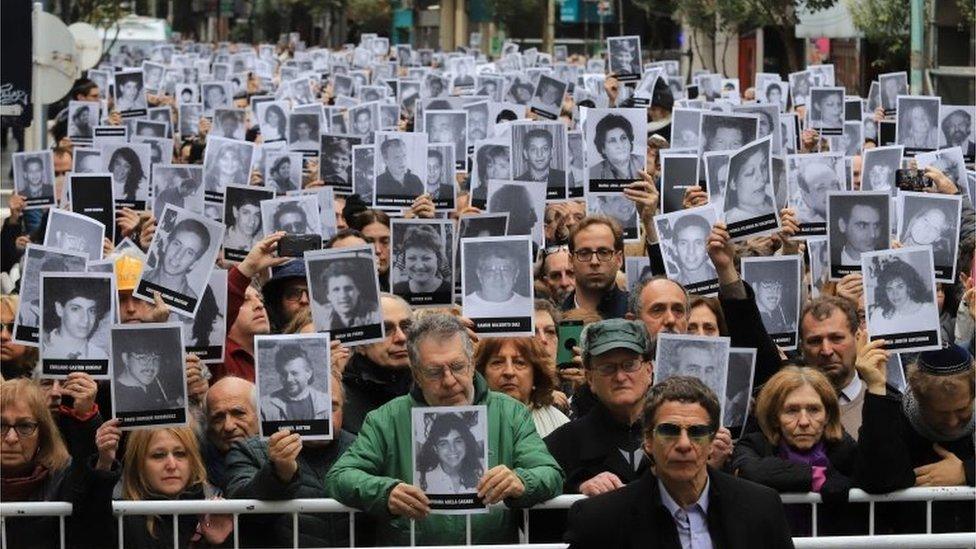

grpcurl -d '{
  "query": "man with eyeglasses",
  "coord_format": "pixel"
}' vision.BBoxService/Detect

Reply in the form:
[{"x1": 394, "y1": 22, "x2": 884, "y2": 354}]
[
  {"x1": 545, "y1": 319, "x2": 653, "y2": 496},
  {"x1": 561, "y1": 216, "x2": 629, "y2": 319},
  {"x1": 342, "y1": 293, "x2": 416, "y2": 434},
  {"x1": 565, "y1": 376, "x2": 793, "y2": 548},
  {"x1": 327, "y1": 313, "x2": 563, "y2": 545},
  {"x1": 464, "y1": 246, "x2": 532, "y2": 316},
  {"x1": 114, "y1": 336, "x2": 180, "y2": 412}
]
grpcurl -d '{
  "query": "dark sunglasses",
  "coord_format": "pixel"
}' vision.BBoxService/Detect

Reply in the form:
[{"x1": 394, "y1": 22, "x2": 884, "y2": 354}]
[{"x1": 653, "y1": 423, "x2": 714, "y2": 444}]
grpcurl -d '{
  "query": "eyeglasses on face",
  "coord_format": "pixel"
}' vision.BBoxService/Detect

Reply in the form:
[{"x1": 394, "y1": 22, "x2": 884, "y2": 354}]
[
  {"x1": 572, "y1": 248, "x2": 617, "y2": 263},
  {"x1": 653, "y1": 422, "x2": 714, "y2": 444},
  {"x1": 1, "y1": 421, "x2": 39, "y2": 438},
  {"x1": 588, "y1": 359, "x2": 643, "y2": 377},
  {"x1": 418, "y1": 362, "x2": 470, "y2": 381},
  {"x1": 282, "y1": 286, "x2": 309, "y2": 302}
]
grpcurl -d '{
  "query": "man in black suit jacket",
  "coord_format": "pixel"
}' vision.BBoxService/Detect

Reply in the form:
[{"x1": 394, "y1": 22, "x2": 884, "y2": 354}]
[
  {"x1": 564, "y1": 377, "x2": 794, "y2": 549},
  {"x1": 517, "y1": 128, "x2": 566, "y2": 187},
  {"x1": 375, "y1": 138, "x2": 423, "y2": 198}
]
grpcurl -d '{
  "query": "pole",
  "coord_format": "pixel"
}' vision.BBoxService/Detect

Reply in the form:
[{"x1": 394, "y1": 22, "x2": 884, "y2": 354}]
[
  {"x1": 543, "y1": 0, "x2": 554, "y2": 54},
  {"x1": 909, "y1": 0, "x2": 924, "y2": 94},
  {"x1": 31, "y1": 2, "x2": 43, "y2": 152}
]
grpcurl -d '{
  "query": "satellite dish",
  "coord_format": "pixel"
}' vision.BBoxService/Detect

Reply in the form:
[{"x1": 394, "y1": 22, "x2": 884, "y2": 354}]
[
  {"x1": 69, "y1": 22, "x2": 103, "y2": 71},
  {"x1": 35, "y1": 11, "x2": 79, "y2": 104}
]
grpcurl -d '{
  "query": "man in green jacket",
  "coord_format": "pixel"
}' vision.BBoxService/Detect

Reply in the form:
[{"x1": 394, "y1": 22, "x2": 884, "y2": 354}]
[{"x1": 325, "y1": 313, "x2": 564, "y2": 545}]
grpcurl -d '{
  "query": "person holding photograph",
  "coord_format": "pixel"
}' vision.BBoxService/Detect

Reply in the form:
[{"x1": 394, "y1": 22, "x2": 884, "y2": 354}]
[
  {"x1": 43, "y1": 282, "x2": 110, "y2": 360},
  {"x1": 900, "y1": 104, "x2": 939, "y2": 148},
  {"x1": 725, "y1": 146, "x2": 773, "y2": 224},
  {"x1": 261, "y1": 104, "x2": 287, "y2": 142},
  {"x1": 393, "y1": 225, "x2": 451, "y2": 295},
  {"x1": 20, "y1": 156, "x2": 54, "y2": 200},
  {"x1": 589, "y1": 114, "x2": 643, "y2": 180},
  {"x1": 732, "y1": 366, "x2": 859, "y2": 536},
  {"x1": 206, "y1": 143, "x2": 249, "y2": 193},
  {"x1": 143, "y1": 218, "x2": 213, "y2": 301},
  {"x1": 113, "y1": 335, "x2": 181, "y2": 411},
  {"x1": 376, "y1": 138, "x2": 424, "y2": 197},
  {"x1": 416, "y1": 412, "x2": 484, "y2": 494},
  {"x1": 260, "y1": 344, "x2": 330, "y2": 421},
  {"x1": 314, "y1": 260, "x2": 381, "y2": 330},
  {"x1": 225, "y1": 192, "x2": 263, "y2": 251},
  {"x1": 327, "y1": 314, "x2": 562, "y2": 545},
  {"x1": 868, "y1": 259, "x2": 938, "y2": 334},
  {"x1": 465, "y1": 245, "x2": 532, "y2": 315},
  {"x1": 70, "y1": 105, "x2": 94, "y2": 138}
]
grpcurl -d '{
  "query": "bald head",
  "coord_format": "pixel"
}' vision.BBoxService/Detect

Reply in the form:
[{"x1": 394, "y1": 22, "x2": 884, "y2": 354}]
[
  {"x1": 205, "y1": 376, "x2": 259, "y2": 454},
  {"x1": 632, "y1": 277, "x2": 690, "y2": 335}
]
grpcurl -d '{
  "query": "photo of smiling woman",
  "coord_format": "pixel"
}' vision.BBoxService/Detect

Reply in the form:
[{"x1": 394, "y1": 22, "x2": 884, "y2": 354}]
[
  {"x1": 862, "y1": 246, "x2": 942, "y2": 352},
  {"x1": 391, "y1": 220, "x2": 455, "y2": 306},
  {"x1": 40, "y1": 273, "x2": 114, "y2": 376},
  {"x1": 110, "y1": 322, "x2": 188, "y2": 428},
  {"x1": 223, "y1": 184, "x2": 275, "y2": 262},
  {"x1": 412, "y1": 407, "x2": 489, "y2": 512},
  {"x1": 723, "y1": 136, "x2": 779, "y2": 239}
]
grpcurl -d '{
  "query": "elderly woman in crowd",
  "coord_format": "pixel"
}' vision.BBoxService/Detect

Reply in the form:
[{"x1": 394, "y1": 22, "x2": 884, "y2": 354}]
[
  {"x1": 475, "y1": 337, "x2": 570, "y2": 437},
  {"x1": 1, "y1": 295, "x2": 38, "y2": 379},
  {"x1": 731, "y1": 366, "x2": 859, "y2": 535}
]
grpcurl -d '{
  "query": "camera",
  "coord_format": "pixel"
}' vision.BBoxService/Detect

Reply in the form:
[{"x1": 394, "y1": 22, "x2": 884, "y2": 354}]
[
  {"x1": 894, "y1": 169, "x2": 933, "y2": 192},
  {"x1": 278, "y1": 234, "x2": 321, "y2": 257}
]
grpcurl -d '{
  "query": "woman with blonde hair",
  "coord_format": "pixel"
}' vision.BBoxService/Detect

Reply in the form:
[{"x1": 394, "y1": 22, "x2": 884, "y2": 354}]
[{"x1": 731, "y1": 366, "x2": 861, "y2": 535}]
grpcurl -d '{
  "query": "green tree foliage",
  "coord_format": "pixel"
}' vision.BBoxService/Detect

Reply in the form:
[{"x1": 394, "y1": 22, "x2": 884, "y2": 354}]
[
  {"x1": 847, "y1": 0, "x2": 909, "y2": 69},
  {"x1": 485, "y1": 0, "x2": 546, "y2": 39},
  {"x1": 346, "y1": 0, "x2": 393, "y2": 35}
]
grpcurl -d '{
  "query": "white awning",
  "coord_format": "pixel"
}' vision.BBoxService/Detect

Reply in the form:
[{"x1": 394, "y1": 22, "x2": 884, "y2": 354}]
[{"x1": 795, "y1": 2, "x2": 862, "y2": 39}]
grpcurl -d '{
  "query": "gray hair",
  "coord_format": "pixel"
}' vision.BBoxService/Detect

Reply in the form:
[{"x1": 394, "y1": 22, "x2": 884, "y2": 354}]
[
  {"x1": 628, "y1": 275, "x2": 690, "y2": 317},
  {"x1": 406, "y1": 313, "x2": 474, "y2": 370},
  {"x1": 379, "y1": 291, "x2": 412, "y2": 313}
]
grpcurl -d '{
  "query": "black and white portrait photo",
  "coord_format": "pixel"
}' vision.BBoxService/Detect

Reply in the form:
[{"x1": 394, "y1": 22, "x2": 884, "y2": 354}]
[
  {"x1": 808, "y1": 87, "x2": 845, "y2": 135},
  {"x1": 100, "y1": 142, "x2": 151, "y2": 209},
  {"x1": 487, "y1": 180, "x2": 546, "y2": 248},
  {"x1": 896, "y1": 191, "x2": 962, "y2": 282},
  {"x1": 426, "y1": 143, "x2": 457, "y2": 211},
  {"x1": 827, "y1": 191, "x2": 890, "y2": 279},
  {"x1": 264, "y1": 151, "x2": 304, "y2": 194},
  {"x1": 135, "y1": 204, "x2": 225, "y2": 318},
  {"x1": 606, "y1": 36, "x2": 642, "y2": 81},
  {"x1": 581, "y1": 108, "x2": 647, "y2": 193},
  {"x1": 411, "y1": 406, "x2": 489, "y2": 513},
  {"x1": 73, "y1": 147, "x2": 102, "y2": 174},
  {"x1": 740, "y1": 256, "x2": 801, "y2": 349},
  {"x1": 256, "y1": 333, "x2": 334, "y2": 439},
  {"x1": 179, "y1": 103, "x2": 203, "y2": 137},
  {"x1": 289, "y1": 77, "x2": 316, "y2": 105},
  {"x1": 321, "y1": 134, "x2": 361, "y2": 194},
  {"x1": 202, "y1": 136, "x2": 256, "y2": 203},
  {"x1": 352, "y1": 144, "x2": 376, "y2": 204},
  {"x1": 670, "y1": 108, "x2": 702, "y2": 150},
  {"x1": 529, "y1": 75, "x2": 567, "y2": 120},
  {"x1": 567, "y1": 130, "x2": 585, "y2": 198},
  {"x1": 464, "y1": 101, "x2": 490, "y2": 146},
  {"x1": 67, "y1": 101, "x2": 98, "y2": 143},
  {"x1": 723, "y1": 136, "x2": 780, "y2": 239},
  {"x1": 68, "y1": 173, "x2": 115, "y2": 238},
  {"x1": 201, "y1": 81, "x2": 234, "y2": 116},
  {"x1": 292, "y1": 186, "x2": 339, "y2": 243},
  {"x1": 425, "y1": 110, "x2": 468, "y2": 171},
  {"x1": 703, "y1": 151, "x2": 730, "y2": 217},
  {"x1": 178, "y1": 268, "x2": 227, "y2": 362},
  {"x1": 938, "y1": 105, "x2": 976, "y2": 161},
  {"x1": 862, "y1": 246, "x2": 942, "y2": 352},
  {"x1": 915, "y1": 146, "x2": 967, "y2": 194},
  {"x1": 654, "y1": 205, "x2": 720, "y2": 295},
  {"x1": 223, "y1": 184, "x2": 275, "y2": 262},
  {"x1": 587, "y1": 193, "x2": 639, "y2": 241},
  {"x1": 152, "y1": 164, "x2": 205, "y2": 218},
  {"x1": 879, "y1": 72, "x2": 908, "y2": 114},
  {"x1": 700, "y1": 112, "x2": 759, "y2": 154},
  {"x1": 110, "y1": 322, "x2": 188, "y2": 428},
  {"x1": 896, "y1": 95, "x2": 942, "y2": 153},
  {"x1": 830, "y1": 121, "x2": 863, "y2": 157},
  {"x1": 860, "y1": 145, "x2": 903, "y2": 194},
  {"x1": 788, "y1": 70, "x2": 814, "y2": 107},
  {"x1": 305, "y1": 245, "x2": 385, "y2": 344},
  {"x1": 211, "y1": 108, "x2": 246, "y2": 141},
  {"x1": 288, "y1": 112, "x2": 321, "y2": 152},
  {"x1": 374, "y1": 131, "x2": 428, "y2": 209},
  {"x1": 261, "y1": 194, "x2": 322, "y2": 238},
  {"x1": 734, "y1": 103, "x2": 783, "y2": 155},
  {"x1": 256, "y1": 100, "x2": 289, "y2": 143},
  {"x1": 12, "y1": 151, "x2": 56, "y2": 208},
  {"x1": 806, "y1": 236, "x2": 830, "y2": 298},
  {"x1": 113, "y1": 69, "x2": 148, "y2": 117},
  {"x1": 461, "y1": 235, "x2": 534, "y2": 336},
  {"x1": 39, "y1": 272, "x2": 114, "y2": 377},
  {"x1": 135, "y1": 119, "x2": 167, "y2": 139},
  {"x1": 654, "y1": 333, "x2": 730, "y2": 407},
  {"x1": 780, "y1": 113, "x2": 799, "y2": 155},
  {"x1": 142, "y1": 61, "x2": 165, "y2": 92},
  {"x1": 176, "y1": 83, "x2": 199, "y2": 105},
  {"x1": 390, "y1": 219, "x2": 455, "y2": 307},
  {"x1": 511, "y1": 120, "x2": 568, "y2": 199},
  {"x1": 12, "y1": 245, "x2": 88, "y2": 345},
  {"x1": 349, "y1": 103, "x2": 379, "y2": 139},
  {"x1": 724, "y1": 348, "x2": 756, "y2": 438},
  {"x1": 43, "y1": 209, "x2": 105, "y2": 261},
  {"x1": 787, "y1": 152, "x2": 845, "y2": 235},
  {"x1": 469, "y1": 139, "x2": 510, "y2": 209},
  {"x1": 760, "y1": 81, "x2": 789, "y2": 112}
]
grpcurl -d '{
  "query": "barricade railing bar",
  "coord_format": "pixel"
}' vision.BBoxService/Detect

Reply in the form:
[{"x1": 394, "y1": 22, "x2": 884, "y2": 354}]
[{"x1": 2, "y1": 486, "x2": 973, "y2": 549}]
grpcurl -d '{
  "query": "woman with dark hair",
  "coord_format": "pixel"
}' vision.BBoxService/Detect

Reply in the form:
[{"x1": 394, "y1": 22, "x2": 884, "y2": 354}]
[
  {"x1": 42, "y1": 280, "x2": 110, "y2": 360},
  {"x1": 724, "y1": 146, "x2": 774, "y2": 224},
  {"x1": 475, "y1": 337, "x2": 569, "y2": 437},
  {"x1": 811, "y1": 89, "x2": 844, "y2": 128},
  {"x1": 109, "y1": 147, "x2": 147, "y2": 201},
  {"x1": 70, "y1": 104, "x2": 94, "y2": 138},
  {"x1": 392, "y1": 225, "x2": 451, "y2": 296},
  {"x1": 687, "y1": 295, "x2": 728, "y2": 337},
  {"x1": 186, "y1": 284, "x2": 223, "y2": 348},
  {"x1": 472, "y1": 144, "x2": 510, "y2": 205},
  {"x1": 314, "y1": 259, "x2": 381, "y2": 330},
  {"x1": 416, "y1": 412, "x2": 484, "y2": 494},
  {"x1": 262, "y1": 104, "x2": 286, "y2": 142},
  {"x1": 589, "y1": 113, "x2": 643, "y2": 180},
  {"x1": 205, "y1": 143, "x2": 248, "y2": 193},
  {"x1": 269, "y1": 155, "x2": 296, "y2": 193},
  {"x1": 489, "y1": 184, "x2": 537, "y2": 236},
  {"x1": 869, "y1": 258, "x2": 938, "y2": 333}
]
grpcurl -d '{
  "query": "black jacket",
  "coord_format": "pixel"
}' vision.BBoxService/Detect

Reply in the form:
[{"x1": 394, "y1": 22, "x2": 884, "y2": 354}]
[
  {"x1": 565, "y1": 469, "x2": 794, "y2": 549},
  {"x1": 341, "y1": 353, "x2": 413, "y2": 435},
  {"x1": 732, "y1": 431, "x2": 864, "y2": 535},
  {"x1": 856, "y1": 392, "x2": 975, "y2": 533},
  {"x1": 560, "y1": 284, "x2": 630, "y2": 320},
  {"x1": 718, "y1": 281, "x2": 783, "y2": 390}
]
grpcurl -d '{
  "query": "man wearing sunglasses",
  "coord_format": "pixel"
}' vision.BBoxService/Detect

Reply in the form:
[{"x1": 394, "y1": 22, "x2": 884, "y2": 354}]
[{"x1": 565, "y1": 376, "x2": 794, "y2": 548}]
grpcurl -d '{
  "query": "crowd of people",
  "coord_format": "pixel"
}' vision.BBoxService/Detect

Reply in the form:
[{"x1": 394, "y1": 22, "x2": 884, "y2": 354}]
[{"x1": 1, "y1": 30, "x2": 974, "y2": 549}]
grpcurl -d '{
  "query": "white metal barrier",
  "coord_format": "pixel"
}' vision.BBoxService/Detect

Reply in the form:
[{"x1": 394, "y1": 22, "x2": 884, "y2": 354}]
[{"x1": 2, "y1": 487, "x2": 974, "y2": 548}]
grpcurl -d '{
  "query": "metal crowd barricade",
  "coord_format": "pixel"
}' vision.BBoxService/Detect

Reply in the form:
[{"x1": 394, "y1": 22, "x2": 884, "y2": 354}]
[{"x1": 1, "y1": 487, "x2": 974, "y2": 548}]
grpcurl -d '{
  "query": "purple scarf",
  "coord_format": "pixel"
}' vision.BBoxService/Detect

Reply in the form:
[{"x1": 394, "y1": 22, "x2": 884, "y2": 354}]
[{"x1": 777, "y1": 439, "x2": 830, "y2": 467}]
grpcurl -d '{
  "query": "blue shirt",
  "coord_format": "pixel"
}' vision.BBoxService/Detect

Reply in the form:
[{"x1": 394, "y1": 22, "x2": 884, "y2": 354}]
[{"x1": 658, "y1": 478, "x2": 713, "y2": 549}]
